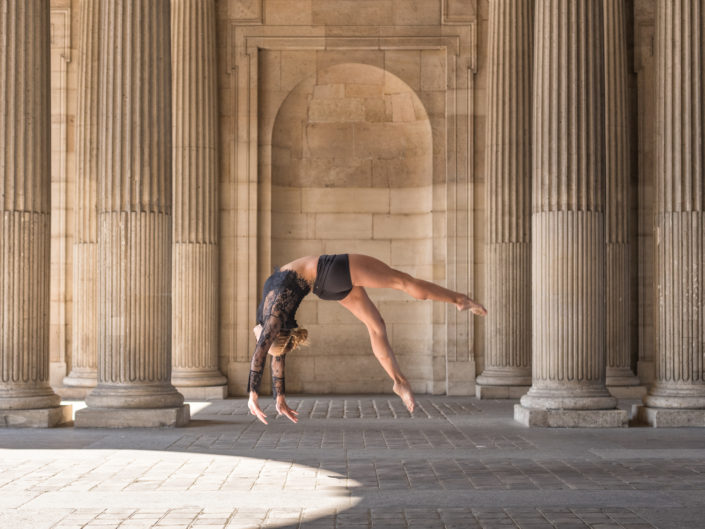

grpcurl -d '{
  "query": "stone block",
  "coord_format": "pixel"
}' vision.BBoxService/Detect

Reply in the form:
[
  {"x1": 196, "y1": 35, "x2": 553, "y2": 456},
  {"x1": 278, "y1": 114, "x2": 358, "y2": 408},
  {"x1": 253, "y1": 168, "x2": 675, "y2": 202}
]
[
  {"x1": 363, "y1": 98, "x2": 392, "y2": 122},
  {"x1": 390, "y1": 186, "x2": 432, "y2": 214},
  {"x1": 354, "y1": 122, "x2": 431, "y2": 159},
  {"x1": 272, "y1": 238, "x2": 323, "y2": 264},
  {"x1": 391, "y1": 93, "x2": 417, "y2": 123},
  {"x1": 371, "y1": 156, "x2": 432, "y2": 187},
  {"x1": 384, "y1": 50, "x2": 421, "y2": 91},
  {"x1": 420, "y1": 50, "x2": 446, "y2": 91},
  {"x1": 315, "y1": 213, "x2": 372, "y2": 239},
  {"x1": 323, "y1": 239, "x2": 391, "y2": 262},
  {"x1": 345, "y1": 84, "x2": 384, "y2": 99},
  {"x1": 302, "y1": 187, "x2": 389, "y2": 213},
  {"x1": 304, "y1": 123, "x2": 355, "y2": 159},
  {"x1": 634, "y1": 406, "x2": 705, "y2": 427},
  {"x1": 299, "y1": 158, "x2": 373, "y2": 188},
  {"x1": 0, "y1": 405, "x2": 72, "y2": 428},
  {"x1": 176, "y1": 386, "x2": 228, "y2": 400},
  {"x1": 313, "y1": 355, "x2": 386, "y2": 383},
  {"x1": 272, "y1": 212, "x2": 315, "y2": 239},
  {"x1": 392, "y1": 0, "x2": 441, "y2": 25},
  {"x1": 391, "y1": 239, "x2": 432, "y2": 266},
  {"x1": 378, "y1": 300, "x2": 431, "y2": 324},
  {"x1": 373, "y1": 213, "x2": 432, "y2": 239},
  {"x1": 313, "y1": 2, "x2": 393, "y2": 29},
  {"x1": 475, "y1": 385, "x2": 530, "y2": 399},
  {"x1": 271, "y1": 185, "x2": 302, "y2": 213},
  {"x1": 265, "y1": 0, "x2": 313, "y2": 26},
  {"x1": 316, "y1": 55, "x2": 386, "y2": 83},
  {"x1": 513, "y1": 405, "x2": 629, "y2": 428},
  {"x1": 308, "y1": 98, "x2": 366, "y2": 123},
  {"x1": 74, "y1": 405, "x2": 191, "y2": 428},
  {"x1": 312, "y1": 83, "x2": 345, "y2": 99}
]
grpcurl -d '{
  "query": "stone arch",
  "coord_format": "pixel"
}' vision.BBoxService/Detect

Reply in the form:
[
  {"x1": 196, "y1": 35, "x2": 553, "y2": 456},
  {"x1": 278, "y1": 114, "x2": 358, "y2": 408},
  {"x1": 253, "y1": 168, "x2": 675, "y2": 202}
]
[{"x1": 267, "y1": 62, "x2": 435, "y2": 393}]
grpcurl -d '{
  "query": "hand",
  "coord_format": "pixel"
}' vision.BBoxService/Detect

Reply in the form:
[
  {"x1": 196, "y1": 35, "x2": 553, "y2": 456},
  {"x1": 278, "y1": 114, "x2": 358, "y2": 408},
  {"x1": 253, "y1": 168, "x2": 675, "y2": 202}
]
[
  {"x1": 470, "y1": 302, "x2": 487, "y2": 316},
  {"x1": 248, "y1": 392, "x2": 268, "y2": 425},
  {"x1": 275, "y1": 395, "x2": 299, "y2": 424}
]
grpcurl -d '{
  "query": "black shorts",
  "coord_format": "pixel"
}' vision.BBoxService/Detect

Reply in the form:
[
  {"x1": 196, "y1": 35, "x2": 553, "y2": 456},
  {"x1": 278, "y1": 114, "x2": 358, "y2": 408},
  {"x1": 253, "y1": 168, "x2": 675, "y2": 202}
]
[{"x1": 313, "y1": 254, "x2": 353, "y2": 301}]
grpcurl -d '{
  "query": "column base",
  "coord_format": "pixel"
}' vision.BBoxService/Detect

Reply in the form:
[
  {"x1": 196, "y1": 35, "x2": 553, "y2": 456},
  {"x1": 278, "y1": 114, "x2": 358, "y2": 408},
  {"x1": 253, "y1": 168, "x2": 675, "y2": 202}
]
[
  {"x1": 634, "y1": 405, "x2": 705, "y2": 427},
  {"x1": 175, "y1": 385, "x2": 228, "y2": 400},
  {"x1": 607, "y1": 385, "x2": 647, "y2": 399},
  {"x1": 476, "y1": 385, "x2": 530, "y2": 399},
  {"x1": 53, "y1": 386, "x2": 92, "y2": 400},
  {"x1": 74, "y1": 404, "x2": 190, "y2": 428},
  {"x1": 0, "y1": 405, "x2": 72, "y2": 428},
  {"x1": 514, "y1": 404, "x2": 628, "y2": 428},
  {"x1": 475, "y1": 369, "x2": 531, "y2": 399},
  {"x1": 63, "y1": 367, "x2": 98, "y2": 388}
]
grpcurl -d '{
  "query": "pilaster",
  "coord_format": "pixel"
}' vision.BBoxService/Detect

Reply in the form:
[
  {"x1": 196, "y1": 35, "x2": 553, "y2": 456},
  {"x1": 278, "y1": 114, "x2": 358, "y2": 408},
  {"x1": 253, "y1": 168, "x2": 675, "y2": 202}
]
[
  {"x1": 476, "y1": 0, "x2": 532, "y2": 399},
  {"x1": 0, "y1": 0, "x2": 71, "y2": 427},
  {"x1": 515, "y1": 0, "x2": 626, "y2": 427},
  {"x1": 637, "y1": 0, "x2": 705, "y2": 427},
  {"x1": 75, "y1": 0, "x2": 189, "y2": 427},
  {"x1": 171, "y1": 0, "x2": 227, "y2": 400},
  {"x1": 63, "y1": 0, "x2": 101, "y2": 398}
]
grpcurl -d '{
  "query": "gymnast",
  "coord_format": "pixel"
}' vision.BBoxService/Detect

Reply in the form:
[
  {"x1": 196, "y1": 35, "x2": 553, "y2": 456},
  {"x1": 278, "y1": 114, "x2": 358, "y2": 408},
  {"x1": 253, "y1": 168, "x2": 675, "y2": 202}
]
[{"x1": 247, "y1": 254, "x2": 487, "y2": 424}]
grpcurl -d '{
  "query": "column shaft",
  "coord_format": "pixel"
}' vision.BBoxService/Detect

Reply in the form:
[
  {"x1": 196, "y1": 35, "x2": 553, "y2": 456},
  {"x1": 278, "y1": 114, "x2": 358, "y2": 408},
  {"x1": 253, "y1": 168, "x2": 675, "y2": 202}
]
[
  {"x1": 77, "y1": 0, "x2": 188, "y2": 426},
  {"x1": 516, "y1": 0, "x2": 626, "y2": 427},
  {"x1": 603, "y1": 0, "x2": 641, "y2": 392},
  {"x1": 64, "y1": 0, "x2": 101, "y2": 392},
  {"x1": 171, "y1": 0, "x2": 226, "y2": 398},
  {"x1": 476, "y1": 0, "x2": 533, "y2": 399},
  {"x1": 638, "y1": 0, "x2": 705, "y2": 425},
  {"x1": 0, "y1": 0, "x2": 70, "y2": 426}
]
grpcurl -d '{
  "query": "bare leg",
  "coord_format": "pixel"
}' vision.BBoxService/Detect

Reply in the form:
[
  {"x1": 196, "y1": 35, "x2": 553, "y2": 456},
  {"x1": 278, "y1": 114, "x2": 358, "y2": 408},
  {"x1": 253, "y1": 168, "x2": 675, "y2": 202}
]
[
  {"x1": 339, "y1": 286, "x2": 416, "y2": 412},
  {"x1": 348, "y1": 254, "x2": 486, "y2": 314}
]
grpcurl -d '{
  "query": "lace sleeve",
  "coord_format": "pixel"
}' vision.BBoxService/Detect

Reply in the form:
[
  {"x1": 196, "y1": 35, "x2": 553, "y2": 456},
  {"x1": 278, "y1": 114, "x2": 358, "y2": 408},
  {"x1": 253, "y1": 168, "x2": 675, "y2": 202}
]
[
  {"x1": 270, "y1": 354, "x2": 286, "y2": 398},
  {"x1": 247, "y1": 313, "x2": 283, "y2": 395}
]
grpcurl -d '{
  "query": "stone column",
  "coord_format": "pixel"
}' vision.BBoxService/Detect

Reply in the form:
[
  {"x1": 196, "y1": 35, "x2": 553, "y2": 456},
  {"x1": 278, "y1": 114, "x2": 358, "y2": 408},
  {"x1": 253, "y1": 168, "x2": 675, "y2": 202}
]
[
  {"x1": 75, "y1": 0, "x2": 189, "y2": 428},
  {"x1": 170, "y1": 0, "x2": 227, "y2": 400},
  {"x1": 63, "y1": 0, "x2": 100, "y2": 397},
  {"x1": 637, "y1": 0, "x2": 705, "y2": 427},
  {"x1": 476, "y1": 0, "x2": 533, "y2": 399},
  {"x1": 603, "y1": 0, "x2": 643, "y2": 397},
  {"x1": 515, "y1": 0, "x2": 627, "y2": 427},
  {"x1": 0, "y1": 0, "x2": 71, "y2": 427}
]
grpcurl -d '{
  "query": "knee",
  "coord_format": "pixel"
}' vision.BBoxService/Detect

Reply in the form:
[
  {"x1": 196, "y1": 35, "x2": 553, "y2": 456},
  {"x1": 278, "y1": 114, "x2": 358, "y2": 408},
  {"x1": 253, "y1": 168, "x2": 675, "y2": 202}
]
[
  {"x1": 400, "y1": 273, "x2": 427, "y2": 300},
  {"x1": 367, "y1": 316, "x2": 387, "y2": 338}
]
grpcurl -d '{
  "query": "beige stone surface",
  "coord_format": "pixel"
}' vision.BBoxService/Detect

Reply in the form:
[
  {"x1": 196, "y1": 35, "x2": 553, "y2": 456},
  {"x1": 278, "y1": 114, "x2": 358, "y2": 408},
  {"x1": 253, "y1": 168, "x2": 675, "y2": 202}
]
[{"x1": 1, "y1": 0, "x2": 64, "y2": 418}]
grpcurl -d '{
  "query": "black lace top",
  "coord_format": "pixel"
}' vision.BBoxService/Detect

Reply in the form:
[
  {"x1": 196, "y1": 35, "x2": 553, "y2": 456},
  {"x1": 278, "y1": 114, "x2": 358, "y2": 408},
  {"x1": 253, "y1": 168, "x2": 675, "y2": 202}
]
[{"x1": 248, "y1": 268, "x2": 311, "y2": 397}]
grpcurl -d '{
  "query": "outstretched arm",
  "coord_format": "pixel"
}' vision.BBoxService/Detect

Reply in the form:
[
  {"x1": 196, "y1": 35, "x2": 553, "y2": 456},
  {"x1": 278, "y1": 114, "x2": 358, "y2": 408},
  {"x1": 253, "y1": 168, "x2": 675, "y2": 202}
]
[
  {"x1": 247, "y1": 315, "x2": 282, "y2": 424},
  {"x1": 271, "y1": 355, "x2": 298, "y2": 423}
]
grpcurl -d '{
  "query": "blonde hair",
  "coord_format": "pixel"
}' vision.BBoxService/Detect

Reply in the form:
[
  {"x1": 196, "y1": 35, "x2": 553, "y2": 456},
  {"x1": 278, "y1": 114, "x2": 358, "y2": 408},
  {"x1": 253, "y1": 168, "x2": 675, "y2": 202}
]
[{"x1": 253, "y1": 325, "x2": 309, "y2": 357}]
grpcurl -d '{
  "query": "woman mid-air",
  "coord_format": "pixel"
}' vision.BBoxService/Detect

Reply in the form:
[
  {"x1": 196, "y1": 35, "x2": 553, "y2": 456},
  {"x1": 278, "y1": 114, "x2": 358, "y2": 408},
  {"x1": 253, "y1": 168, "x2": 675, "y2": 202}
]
[{"x1": 247, "y1": 254, "x2": 487, "y2": 424}]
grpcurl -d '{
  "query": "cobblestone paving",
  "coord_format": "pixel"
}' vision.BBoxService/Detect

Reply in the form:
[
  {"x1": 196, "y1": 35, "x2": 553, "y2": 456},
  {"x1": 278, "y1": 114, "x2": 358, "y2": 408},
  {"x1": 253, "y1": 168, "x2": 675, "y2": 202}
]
[{"x1": 0, "y1": 396, "x2": 704, "y2": 529}]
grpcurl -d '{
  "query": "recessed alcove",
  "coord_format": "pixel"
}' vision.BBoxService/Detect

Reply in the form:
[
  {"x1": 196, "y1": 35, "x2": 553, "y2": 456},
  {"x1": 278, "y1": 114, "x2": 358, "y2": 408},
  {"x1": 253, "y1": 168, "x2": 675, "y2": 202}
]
[{"x1": 264, "y1": 62, "x2": 434, "y2": 393}]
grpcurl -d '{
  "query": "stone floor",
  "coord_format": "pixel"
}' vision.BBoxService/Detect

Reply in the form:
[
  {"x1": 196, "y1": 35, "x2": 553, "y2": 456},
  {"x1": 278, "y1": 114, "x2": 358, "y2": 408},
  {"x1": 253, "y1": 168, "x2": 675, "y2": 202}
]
[{"x1": 0, "y1": 396, "x2": 704, "y2": 529}]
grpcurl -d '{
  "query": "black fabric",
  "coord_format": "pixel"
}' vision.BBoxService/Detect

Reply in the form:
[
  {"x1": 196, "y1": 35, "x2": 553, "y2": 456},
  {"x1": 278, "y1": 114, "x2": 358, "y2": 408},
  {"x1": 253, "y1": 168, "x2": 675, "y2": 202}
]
[
  {"x1": 249, "y1": 269, "x2": 311, "y2": 396},
  {"x1": 313, "y1": 254, "x2": 353, "y2": 301}
]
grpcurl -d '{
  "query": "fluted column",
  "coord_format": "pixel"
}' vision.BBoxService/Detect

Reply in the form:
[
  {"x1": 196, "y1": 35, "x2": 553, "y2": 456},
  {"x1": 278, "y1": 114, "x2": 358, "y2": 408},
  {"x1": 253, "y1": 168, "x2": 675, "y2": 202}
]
[
  {"x1": 637, "y1": 0, "x2": 705, "y2": 427},
  {"x1": 476, "y1": 0, "x2": 533, "y2": 399},
  {"x1": 0, "y1": 0, "x2": 71, "y2": 427},
  {"x1": 171, "y1": 0, "x2": 226, "y2": 399},
  {"x1": 63, "y1": 0, "x2": 100, "y2": 394},
  {"x1": 515, "y1": 0, "x2": 626, "y2": 427},
  {"x1": 603, "y1": 0, "x2": 642, "y2": 394},
  {"x1": 76, "y1": 0, "x2": 188, "y2": 428}
]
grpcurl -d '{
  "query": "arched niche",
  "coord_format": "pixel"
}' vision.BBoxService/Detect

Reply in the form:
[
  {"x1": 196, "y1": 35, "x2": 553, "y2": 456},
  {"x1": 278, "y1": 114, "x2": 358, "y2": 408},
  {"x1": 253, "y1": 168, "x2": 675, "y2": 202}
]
[{"x1": 266, "y1": 63, "x2": 435, "y2": 393}]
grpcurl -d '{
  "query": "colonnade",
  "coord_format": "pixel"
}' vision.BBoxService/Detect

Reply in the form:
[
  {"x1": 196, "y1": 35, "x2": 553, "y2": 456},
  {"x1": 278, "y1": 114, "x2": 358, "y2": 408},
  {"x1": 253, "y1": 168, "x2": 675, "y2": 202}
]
[
  {"x1": 1, "y1": 0, "x2": 224, "y2": 428},
  {"x1": 479, "y1": 0, "x2": 704, "y2": 427},
  {"x1": 0, "y1": 1, "x2": 702, "y2": 428}
]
